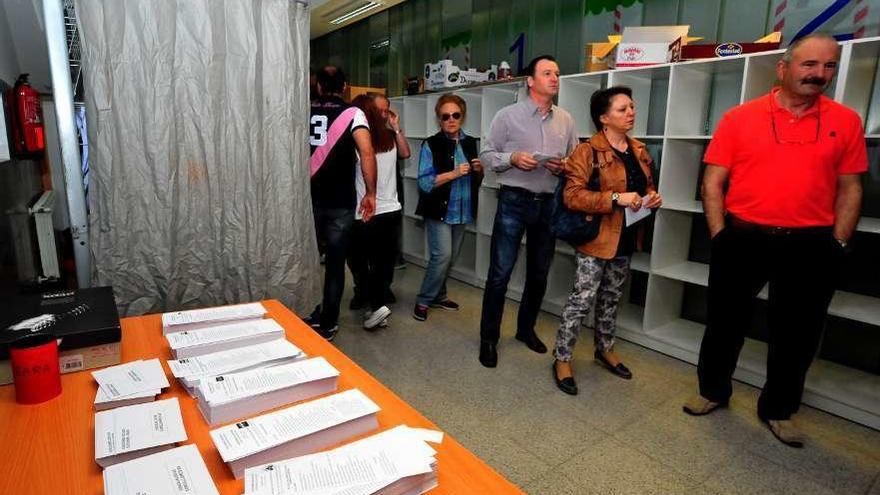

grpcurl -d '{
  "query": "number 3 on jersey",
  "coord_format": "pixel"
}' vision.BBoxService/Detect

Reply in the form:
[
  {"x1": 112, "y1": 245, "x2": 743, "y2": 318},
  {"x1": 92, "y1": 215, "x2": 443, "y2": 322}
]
[{"x1": 310, "y1": 115, "x2": 328, "y2": 146}]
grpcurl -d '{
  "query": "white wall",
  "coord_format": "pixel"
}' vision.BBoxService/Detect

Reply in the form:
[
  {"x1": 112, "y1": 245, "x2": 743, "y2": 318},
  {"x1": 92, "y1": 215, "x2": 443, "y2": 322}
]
[{"x1": 2, "y1": 0, "x2": 51, "y2": 92}]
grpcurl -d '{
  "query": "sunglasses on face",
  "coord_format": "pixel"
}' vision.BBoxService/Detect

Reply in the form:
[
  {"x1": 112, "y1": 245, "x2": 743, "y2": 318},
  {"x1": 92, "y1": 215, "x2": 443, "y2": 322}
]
[{"x1": 440, "y1": 112, "x2": 462, "y2": 122}]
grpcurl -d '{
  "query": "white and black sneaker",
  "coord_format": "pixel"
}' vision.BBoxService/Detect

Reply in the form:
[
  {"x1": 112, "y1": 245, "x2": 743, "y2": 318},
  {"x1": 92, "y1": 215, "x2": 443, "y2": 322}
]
[
  {"x1": 317, "y1": 324, "x2": 339, "y2": 342},
  {"x1": 301, "y1": 304, "x2": 322, "y2": 329},
  {"x1": 363, "y1": 306, "x2": 391, "y2": 330}
]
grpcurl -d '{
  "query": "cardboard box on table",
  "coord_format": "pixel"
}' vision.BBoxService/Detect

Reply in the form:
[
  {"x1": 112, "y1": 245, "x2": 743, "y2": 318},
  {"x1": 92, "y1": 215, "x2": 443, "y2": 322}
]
[{"x1": 0, "y1": 287, "x2": 122, "y2": 385}]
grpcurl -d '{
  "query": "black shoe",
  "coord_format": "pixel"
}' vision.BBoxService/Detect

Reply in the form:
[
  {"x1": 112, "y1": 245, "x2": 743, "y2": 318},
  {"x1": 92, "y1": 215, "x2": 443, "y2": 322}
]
[
  {"x1": 594, "y1": 349, "x2": 632, "y2": 379},
  {"x1": 412, "y1": 304, "x2": 428, "y2": 321},
  {"x1": 429, "y1": 299, "x2": 459, "y2": 311},
  {"x1": 515, "y1": 332, "x2": 547, "y2": 354},
  {"x1": 317, "y1": 324, "x2": 339, "y2": 342},
  {"x1": 552, "y1": 361, "x2": 578, "y2": 395},
  {"x1": 479, "y1": 341, "x2": 497, "y2": 368},
  {"x1": 349, "y1": 292, "x2": 366, "y2": 310},
  {"x1": 301, "y1": 305, "x2": 321, "y2": 329}
]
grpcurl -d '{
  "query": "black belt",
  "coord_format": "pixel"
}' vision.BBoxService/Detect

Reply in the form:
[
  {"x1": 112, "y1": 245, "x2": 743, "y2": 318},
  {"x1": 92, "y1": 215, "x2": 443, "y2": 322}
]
[
  {"x1": 501, "y1": 185, "x2": 554, "y2": 200},
  {"x1": 727, "y1": 215, "x2": 832, "y2": 236}
]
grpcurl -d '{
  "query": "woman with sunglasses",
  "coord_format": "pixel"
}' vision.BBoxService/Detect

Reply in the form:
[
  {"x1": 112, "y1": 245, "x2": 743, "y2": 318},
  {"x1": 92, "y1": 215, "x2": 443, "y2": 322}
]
[
  {"x1": 551, "y1": 86, "x2": 662, "y2": 395},
  {"x1": 413, "y1": 94, "x2": 483, "y2": 321}
]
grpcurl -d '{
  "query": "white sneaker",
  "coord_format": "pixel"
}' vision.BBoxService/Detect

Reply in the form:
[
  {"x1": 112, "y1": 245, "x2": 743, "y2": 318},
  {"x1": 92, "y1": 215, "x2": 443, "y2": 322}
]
[{"x1": 364, "y1": 306, "x2": 391, "y2": 330}]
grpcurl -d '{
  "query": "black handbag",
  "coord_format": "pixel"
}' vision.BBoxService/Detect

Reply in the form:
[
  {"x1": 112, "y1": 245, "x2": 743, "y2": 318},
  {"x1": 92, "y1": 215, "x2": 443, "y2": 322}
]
[{"x1": 551, "y1": 146, "x2": 602, "y2": 246}]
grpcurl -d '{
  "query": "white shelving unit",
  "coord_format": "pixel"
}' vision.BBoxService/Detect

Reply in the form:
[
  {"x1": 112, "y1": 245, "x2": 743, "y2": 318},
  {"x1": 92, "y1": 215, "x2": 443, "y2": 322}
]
[{"x1": 396, "y1": 37, "x2": 880, "y2": 430}]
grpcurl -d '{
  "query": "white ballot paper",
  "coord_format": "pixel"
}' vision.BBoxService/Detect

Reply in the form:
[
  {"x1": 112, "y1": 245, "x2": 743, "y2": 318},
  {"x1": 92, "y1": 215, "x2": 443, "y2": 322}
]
[
  {"x1": 196, "y1": 357, "x2": 340, "y2": 426},
  {"x1": 166, "y1": 318, "x2": 285, "y2": 358},
  {"x1": 162, "y1": 302, "x2": 267, "y2": 334},
  {"x1": 244, "y1": 425, "x2": 443, "y2": 495},
  {"x1": 199, "y1": 357, "x2": 339, "y2": 406},
  {"x1": 210, "y1": 389, "x2": 381, "y2": 478},
  {"x1": 103, "y1": 444, "x2": 219, "y2": 495},
  {"x1": 167, "y1": 339, "x2": 303, "y2": 386},
  {"x1": 533, "y1": 152, "x2": 562, "y2": 167},
  {"x1": 95, "y1": 386, "x2": 160, "y2": 411},
  {"x1": 95, "y1": 397, "x2": 188, "y2": 467},
  {"x1": 93, "y1": 358, "x2": 170, "y2": 400},
  {"x1": 211, "y1": 389, "x2": 380, "y2": 462},
  {"x1": 624, "y1": 194, "x2": 653, "y2": 227}
]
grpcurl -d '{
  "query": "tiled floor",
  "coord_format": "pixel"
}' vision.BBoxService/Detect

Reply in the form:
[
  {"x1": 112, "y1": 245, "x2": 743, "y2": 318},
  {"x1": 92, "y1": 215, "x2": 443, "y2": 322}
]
[{"x1": 329, "y1": 264, "x2": 880, "y2": 494}]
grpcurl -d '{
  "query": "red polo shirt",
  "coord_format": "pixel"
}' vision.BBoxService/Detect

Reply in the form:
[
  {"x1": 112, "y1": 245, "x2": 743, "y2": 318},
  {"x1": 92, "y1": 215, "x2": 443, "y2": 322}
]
[{"x1": 704, "y1": 88, "x2": 868, "y2": 227}]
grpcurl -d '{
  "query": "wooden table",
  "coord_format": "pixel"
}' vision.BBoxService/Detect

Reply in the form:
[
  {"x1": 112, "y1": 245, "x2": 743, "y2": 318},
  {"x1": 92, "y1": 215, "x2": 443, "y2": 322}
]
[{"x1": 0, "y1": 300, "x2": 523, "y2": 495}]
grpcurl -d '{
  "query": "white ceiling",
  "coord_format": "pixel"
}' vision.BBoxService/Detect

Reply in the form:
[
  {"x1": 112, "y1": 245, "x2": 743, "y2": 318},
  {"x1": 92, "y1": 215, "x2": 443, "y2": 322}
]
[{"x1": 310, "y1": 0, "x2": 407, "y2": 40}]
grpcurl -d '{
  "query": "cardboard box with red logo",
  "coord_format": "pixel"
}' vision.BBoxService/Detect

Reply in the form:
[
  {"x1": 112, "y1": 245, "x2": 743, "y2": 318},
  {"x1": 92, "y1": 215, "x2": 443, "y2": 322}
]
[{"x1": 615, "y1": 26, "x2": 693, "y2": 68}]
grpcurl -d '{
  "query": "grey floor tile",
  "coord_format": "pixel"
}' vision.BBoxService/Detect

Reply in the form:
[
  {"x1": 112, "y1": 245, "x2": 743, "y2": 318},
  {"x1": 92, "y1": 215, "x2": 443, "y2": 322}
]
[{"x1": 331, "y1": 264, "x2": 880, "y2": 495}]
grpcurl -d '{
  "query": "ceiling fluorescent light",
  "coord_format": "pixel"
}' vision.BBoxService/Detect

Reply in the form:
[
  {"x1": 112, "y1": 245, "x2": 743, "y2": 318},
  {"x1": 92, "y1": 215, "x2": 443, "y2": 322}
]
[{"x1": 329, "y1": 1, "x2": 381, "y2": 25}]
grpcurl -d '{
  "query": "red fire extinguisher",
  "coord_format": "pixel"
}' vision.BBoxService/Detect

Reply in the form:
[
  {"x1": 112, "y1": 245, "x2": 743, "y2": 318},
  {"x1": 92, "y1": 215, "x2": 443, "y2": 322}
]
[{"x1": 11, "y1": 74, "x2": 45, "y2": 155}]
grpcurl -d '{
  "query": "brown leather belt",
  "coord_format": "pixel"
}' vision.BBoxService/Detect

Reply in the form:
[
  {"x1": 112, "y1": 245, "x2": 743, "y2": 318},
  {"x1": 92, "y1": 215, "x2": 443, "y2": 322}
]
[{"x1": 726, "y1": 214, "x2": 832, "y2": 236}]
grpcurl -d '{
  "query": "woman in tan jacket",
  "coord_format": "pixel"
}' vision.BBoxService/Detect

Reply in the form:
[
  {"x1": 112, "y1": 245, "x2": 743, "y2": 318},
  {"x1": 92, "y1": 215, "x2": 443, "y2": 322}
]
[{"x1": 551, "y1": 86, "x2": 663, "y2": 395}]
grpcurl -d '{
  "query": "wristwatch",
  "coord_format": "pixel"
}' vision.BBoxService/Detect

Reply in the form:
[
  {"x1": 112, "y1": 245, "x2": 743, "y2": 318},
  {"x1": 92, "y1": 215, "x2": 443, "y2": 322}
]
[{"x1": 611, "y1": 192, "x2": 620, "y2": 205}]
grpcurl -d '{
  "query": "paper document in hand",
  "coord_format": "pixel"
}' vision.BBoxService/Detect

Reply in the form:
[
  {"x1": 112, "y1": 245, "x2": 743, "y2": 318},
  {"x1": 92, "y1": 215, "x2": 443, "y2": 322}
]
[
  {"x1": 624, "y1": 194, "x2": 653, "y2": 227},
  {"x1": 92, "y1": 358, "x2": 169, "y2": 399},
  {"x1": 244, "y1": 425, "x2": 443, "y2": 495},
  {"x1": 210, "y1": 389, "x2": 381, "y2": 478},
  {"x1": 162, "y1": 302, "x2": 267, "y2": 334},
  {"x1": 103, "y1": 444, "x2": 219, "y2": 495},
  {"x1": 94, "y1": 397, "x2": 188, "y2": 467},
  {"x1": 196, "y1": 357, "x2": 340, "y2": 426},
  {"x1": 166, "y1": 318, "x2": 285, "y2": 358},
  {"x1": 167, "y1": 339, "x2": 303, "y2": 380},
  {"x1": 533, "y1": 152, "x2": 562, "y2": 166}
]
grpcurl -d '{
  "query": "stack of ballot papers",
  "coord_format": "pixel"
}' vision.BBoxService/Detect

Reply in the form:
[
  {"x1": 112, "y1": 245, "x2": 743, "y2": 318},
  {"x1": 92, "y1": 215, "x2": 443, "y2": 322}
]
[
  {"x1": 196, "y1": 357, "x2": 341, "y2": 426},
  {"x1": 210, "y1": 389, "x2": 381, "y2": 478},
  {"x1": 103, "y1": 444, "x2": 219, "y2": 495},
  {"x1": 93, "y1": 358, "x2": 170, "y2": 411},
  {"x1": 162, "y1": 302, "x2": 268, "y2": 334},
  {"x1": 166, "y1": 318, "x2": 286, "y2": 359},
  {"x1": 167, "y1": 339, "x2": 304, "y2": 394},
  {"x1": 243, "y1": 425, "x2": 444, "y2": 495},
  {"x1": 95, "y1": 397, "x2": 188, "y2": 468}
]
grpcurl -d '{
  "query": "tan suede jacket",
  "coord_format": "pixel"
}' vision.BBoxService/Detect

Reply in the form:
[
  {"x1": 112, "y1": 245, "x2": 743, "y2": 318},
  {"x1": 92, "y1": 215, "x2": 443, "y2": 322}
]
[{"x1": 562, "y1": 132, "x2": 656, "y2": 260}]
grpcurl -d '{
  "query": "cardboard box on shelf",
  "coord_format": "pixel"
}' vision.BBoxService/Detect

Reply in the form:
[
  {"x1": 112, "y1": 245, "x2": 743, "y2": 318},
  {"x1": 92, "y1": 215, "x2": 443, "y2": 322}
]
[
  {"x1": 423, "y1": 60, "x2": 497, "y2": 91},
  {"x1": 681, "y1": 32, "x2": 782, "y2": 60},
  {"x1": 615, "y1": 25, "x2": 695, "y2": 68},
  {"x1": 584, "y1": 35, "x2": 621, "y2": 72}
]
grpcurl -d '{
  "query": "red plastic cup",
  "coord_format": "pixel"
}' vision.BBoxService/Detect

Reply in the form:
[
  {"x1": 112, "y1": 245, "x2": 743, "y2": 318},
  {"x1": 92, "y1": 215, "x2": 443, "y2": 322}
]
[{"x1": 9, "y1": 334, "x2": 62, "y2": 404}]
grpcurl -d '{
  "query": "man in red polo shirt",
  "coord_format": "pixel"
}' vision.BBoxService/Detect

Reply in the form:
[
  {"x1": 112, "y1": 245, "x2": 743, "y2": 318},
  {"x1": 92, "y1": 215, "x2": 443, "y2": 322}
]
[{"x1": 682, "y1": 33, "x2": 867, "y2": 448}]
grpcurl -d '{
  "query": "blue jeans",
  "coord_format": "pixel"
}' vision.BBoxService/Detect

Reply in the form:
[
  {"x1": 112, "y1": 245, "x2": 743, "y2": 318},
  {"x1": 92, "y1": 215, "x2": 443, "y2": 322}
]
[
  {"x1": 416, "y1": 219, "x2": 466, "y2": 306},
  {"x1": 313, "y1": 207, "x2": 354, "y2": 328},
  {"x1": 480, "y1": 186, "x2": 556, "y2": 343}
]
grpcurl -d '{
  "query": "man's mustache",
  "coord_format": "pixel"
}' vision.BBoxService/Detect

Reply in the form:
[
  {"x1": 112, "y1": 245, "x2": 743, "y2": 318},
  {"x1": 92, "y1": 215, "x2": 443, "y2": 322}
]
[{"x1": 801, "y1": 77, "x2": 827, "y2": 86}]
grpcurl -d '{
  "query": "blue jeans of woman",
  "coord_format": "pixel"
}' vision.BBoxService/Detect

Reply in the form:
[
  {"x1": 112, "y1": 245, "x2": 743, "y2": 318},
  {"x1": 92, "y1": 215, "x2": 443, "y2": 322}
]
[{"x1": 416, "y1": 219, "x2": 466, "y2": 306}]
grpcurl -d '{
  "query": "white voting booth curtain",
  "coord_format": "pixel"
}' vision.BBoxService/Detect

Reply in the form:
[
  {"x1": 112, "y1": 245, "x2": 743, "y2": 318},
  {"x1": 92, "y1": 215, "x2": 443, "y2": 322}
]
[{"x1": 75, "y1": 0, "x2": 320, "y2": 316}]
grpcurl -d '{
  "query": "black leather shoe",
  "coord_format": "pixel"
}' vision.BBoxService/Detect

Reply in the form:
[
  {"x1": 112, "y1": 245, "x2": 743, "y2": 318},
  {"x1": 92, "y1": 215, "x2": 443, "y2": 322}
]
[
  {"x1": 552, "y1": 362, "x2": 578, "y2": 395},
  {"x1": 594, "y1": 349, "x2": 632, "y2": 379},
  {"x1": 515, "y1": 333, "x2": 547, "y2": 354},
  {"x1": 479, "y1": 341, "x2": 497, "y2": 368}
]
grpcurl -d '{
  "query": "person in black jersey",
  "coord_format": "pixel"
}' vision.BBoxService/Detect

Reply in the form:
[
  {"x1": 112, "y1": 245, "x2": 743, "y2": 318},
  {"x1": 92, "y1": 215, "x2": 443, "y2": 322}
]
[{"x1": 303, "y1": 66, "x2": 377, "y2": 341}]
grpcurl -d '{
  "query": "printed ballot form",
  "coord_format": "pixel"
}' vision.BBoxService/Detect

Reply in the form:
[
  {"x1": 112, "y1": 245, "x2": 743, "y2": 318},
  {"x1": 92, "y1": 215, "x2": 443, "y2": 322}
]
[
  {"x1": 103, "y1": 444, "x2": 219, "y2": 495},
  {"x1": 94, "y1": 398, "x2": 188, "y2": 467},
  {"x1": 167, "y1": 340, "x2": 303, "y2": 381},
  {"x1": 162, "y1": 302, "x2": 268, "y2": 333},
  {"x1": 244, "y1": 425, "x2": 443, "y2": 495},
  {"x1": 211, "y1": 389, "x2": 380, "y2": 463},
  {"x1": 166, "y1": 319, "x2": 285, "y2": 358},
  {"x1": 199, "y1": 357, "x2": 339, "y2": 406},
  {"x1": 92, "y1": 358, "x2": 170, "y2": 399}
]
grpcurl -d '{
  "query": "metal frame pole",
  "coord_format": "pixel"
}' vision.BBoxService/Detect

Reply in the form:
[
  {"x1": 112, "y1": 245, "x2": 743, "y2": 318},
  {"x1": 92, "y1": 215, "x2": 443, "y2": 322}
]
[{"x1": 43, "y1": 0, "x2": 90, "y2": 288}]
